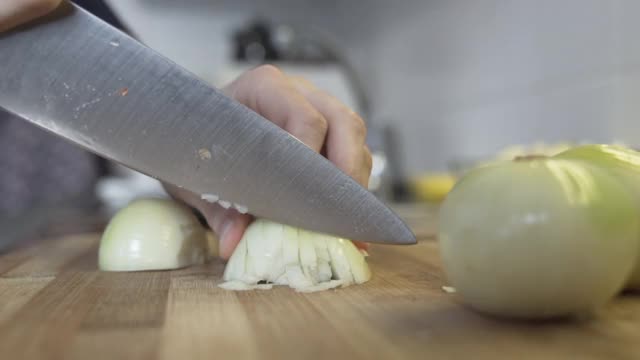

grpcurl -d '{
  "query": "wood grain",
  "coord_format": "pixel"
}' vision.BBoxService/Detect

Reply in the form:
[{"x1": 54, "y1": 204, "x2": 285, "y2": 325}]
[{"x1": 0, "y1": 225, "x2": 639, "y2": 359}]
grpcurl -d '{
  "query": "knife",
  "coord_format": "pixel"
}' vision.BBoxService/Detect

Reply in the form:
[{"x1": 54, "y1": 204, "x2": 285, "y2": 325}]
[{"x1": 0, "y1": 1, "x2": 416, "y2": 245}]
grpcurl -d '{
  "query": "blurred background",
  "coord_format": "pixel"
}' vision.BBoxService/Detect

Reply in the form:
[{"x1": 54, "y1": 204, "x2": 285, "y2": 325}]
[
  {"x1": 3, "y1": 0, "x2": 640, "y2": 245},
  {"x1": 104, "y1": 0, "x2": 640, "y2": 199}
]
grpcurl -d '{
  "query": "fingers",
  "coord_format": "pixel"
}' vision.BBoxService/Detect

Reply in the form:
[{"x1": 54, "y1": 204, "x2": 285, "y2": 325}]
[
  {"x1": 289, "y1": 76, "x2": 373, "y2": 187},
  {"x1": 204, "y1": 205, "x2": 252, "y2": 260},
  {"x1": 168, "y1": 64, "x2": 373, "y2": 258},
  {"x1": 223, "y1": 65, "x2": 328, "y2": 153},
  {"x1": 287, "y1": 75, "x2": 372, "y2": 251},
  {"x1": 165, "y1": 185, "x2": 252, "y2": 260},
  {"x1": 0, "y1": 0, "x2": 61, "y2": 32},
  {"x1": 224, "y1": 65, "x2": 372, "y2": 187}
]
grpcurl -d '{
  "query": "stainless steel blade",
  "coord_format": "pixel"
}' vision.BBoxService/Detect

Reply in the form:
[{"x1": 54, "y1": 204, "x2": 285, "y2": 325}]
[{"x1": 0, "y1": 1, "x2": 416, "y2": 245}]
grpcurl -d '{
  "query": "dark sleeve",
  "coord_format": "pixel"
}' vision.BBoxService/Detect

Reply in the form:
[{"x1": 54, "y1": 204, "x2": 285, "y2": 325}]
[{"x1": 71, "y1": 0, "x2": 130, "y2": 33}]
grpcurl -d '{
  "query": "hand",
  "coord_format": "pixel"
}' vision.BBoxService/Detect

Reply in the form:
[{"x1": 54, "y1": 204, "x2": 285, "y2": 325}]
[
  {"x1": 0, "y1": 0, "x2": 61, "y2": 32},
  {"x1": 167, "y1": 65, "x2": 372, "y2": 259}
]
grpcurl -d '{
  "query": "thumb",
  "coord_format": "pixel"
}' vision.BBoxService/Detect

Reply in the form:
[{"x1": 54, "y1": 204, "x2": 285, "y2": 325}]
[
  {"x1": 200, "y1": 205, "x2": 252, "y2": 260},
  {"x1": 164, "y1": 184, "x2": 252, "y2": 260}
]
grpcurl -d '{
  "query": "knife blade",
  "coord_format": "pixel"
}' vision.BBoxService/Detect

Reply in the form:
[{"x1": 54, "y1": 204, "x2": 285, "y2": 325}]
[{"x1": 0, "y1": 1, "x2": 416, "y2": 245}]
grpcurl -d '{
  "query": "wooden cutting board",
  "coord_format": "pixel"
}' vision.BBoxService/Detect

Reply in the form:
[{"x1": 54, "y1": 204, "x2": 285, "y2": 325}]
[{"x1": 1, "y1": 225, "x2": 639, "y2": 359}]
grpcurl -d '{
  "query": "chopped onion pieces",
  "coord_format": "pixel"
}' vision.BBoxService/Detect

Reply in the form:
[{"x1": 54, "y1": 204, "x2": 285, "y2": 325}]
[{"x1": 220, "y1": 219, "x2": 371, "y2": 292}]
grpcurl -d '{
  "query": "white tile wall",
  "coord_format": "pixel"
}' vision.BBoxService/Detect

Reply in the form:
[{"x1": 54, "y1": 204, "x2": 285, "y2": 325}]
[
  {"x1": 106, "y1": 0, "x2": 640, "y2": 176},
  {"x1": 365, "y1": 0, "x2": 640, "y2": 175}
]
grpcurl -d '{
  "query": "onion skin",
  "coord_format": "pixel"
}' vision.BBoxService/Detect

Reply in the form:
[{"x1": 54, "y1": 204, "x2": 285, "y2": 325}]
[
  {"x1": 439, "y1": 158, "x2": 639, "y2": 319},
  {"x1": 99, "y1": 198, "x2": 208, "y2": 271},
  {"x1": 556, "y1": 145, "x2": 640, "y2": 290}
]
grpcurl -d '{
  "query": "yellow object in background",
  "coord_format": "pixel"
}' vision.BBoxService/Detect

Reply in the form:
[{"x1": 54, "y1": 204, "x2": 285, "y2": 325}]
[{"x1": 411, "y1": 173, "x2": 457, "y2": 202}]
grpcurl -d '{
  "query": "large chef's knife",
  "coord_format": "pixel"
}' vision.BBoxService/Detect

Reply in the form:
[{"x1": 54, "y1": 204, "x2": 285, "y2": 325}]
[{"x1": 0, "y1": 1, "x2": 416, "y2": 245}]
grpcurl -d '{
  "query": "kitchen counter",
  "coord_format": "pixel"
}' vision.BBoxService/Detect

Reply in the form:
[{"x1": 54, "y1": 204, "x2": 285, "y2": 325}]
[{"x1": 0, "y1": 204, "x2": 638, "y2": 359}]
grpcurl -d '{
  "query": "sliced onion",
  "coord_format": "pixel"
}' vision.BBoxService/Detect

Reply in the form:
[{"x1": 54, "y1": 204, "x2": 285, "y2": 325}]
[{"x1": 220, "y1": 219, "x2": 371, "y2": 292}]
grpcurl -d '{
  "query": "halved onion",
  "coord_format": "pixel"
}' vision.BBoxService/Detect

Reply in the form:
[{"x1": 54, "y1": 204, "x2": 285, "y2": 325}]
[{"x1": 99, "y1": 198, "x2": 208, "y2": 271}]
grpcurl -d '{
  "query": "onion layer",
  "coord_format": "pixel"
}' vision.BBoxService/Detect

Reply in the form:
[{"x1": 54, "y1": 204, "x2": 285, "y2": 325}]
[{"x1": 557, "y1": 144, "x2": 640, "y2": 290}]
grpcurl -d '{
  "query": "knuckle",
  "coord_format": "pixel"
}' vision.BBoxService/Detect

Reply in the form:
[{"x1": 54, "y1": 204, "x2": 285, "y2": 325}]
[
  {"x1": 46, "y1": 0, "x2": 62, "y2": 7},
  {"x1": 350, "y1": 113, "x2": 367, "y2": 138},
  {"x1": 364, "y1": 147, "x2": 373, "y2": 171},
  {"x1": 317, "y1": 115, "x2": 329, "y2": 133},
  {"x1": 288, "y1": 74, "x2": 307, "y2": 83},
  {"x1": 27, "y1": 0, "x2": 60, "y2": 12},
  {"x1": 325, "y1": 102, "x2": 367, "y2": 139},
  {"x1": 291, "y1": 76, "x2": 315, "y2": 89},
  {"x1": 302, "y1": 111, "x2": 328, "y2": 133},
  {"x1": 251, "y1": 64, "x2": 283, "y2": 79}
]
